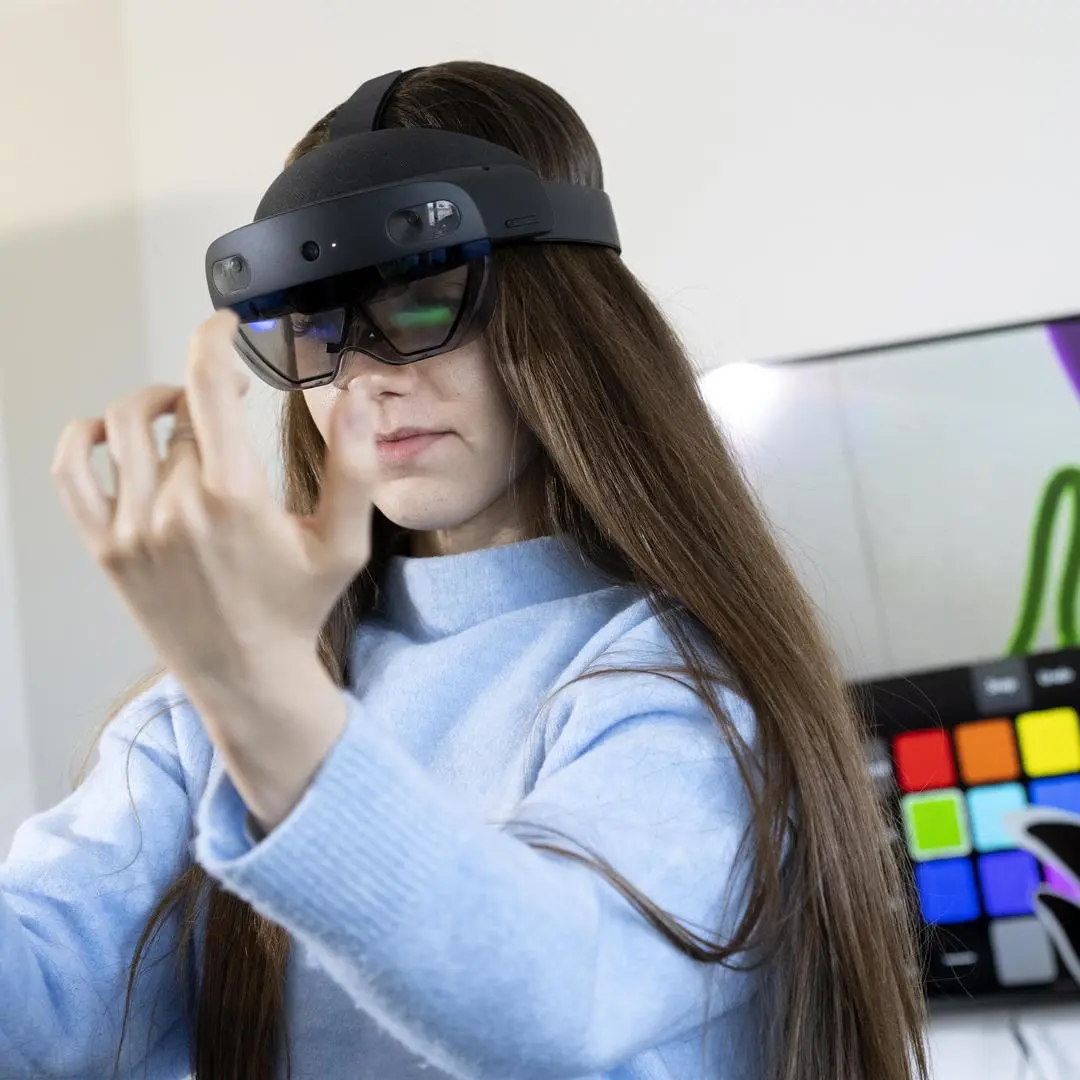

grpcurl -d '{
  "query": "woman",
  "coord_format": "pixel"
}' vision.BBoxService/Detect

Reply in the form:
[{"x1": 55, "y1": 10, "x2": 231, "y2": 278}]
[{"x1": 2, "y1": 61, "x2": 927, "y2": 1079}]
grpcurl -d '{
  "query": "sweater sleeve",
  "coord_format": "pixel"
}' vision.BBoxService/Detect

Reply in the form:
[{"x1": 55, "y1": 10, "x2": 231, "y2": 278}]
[
  {"x1": 0, "y1": 678, "x2": 198, "y2": 1078},
  {"x1": 194, "y1": 664, "x2": 760, "y2": 1080}
]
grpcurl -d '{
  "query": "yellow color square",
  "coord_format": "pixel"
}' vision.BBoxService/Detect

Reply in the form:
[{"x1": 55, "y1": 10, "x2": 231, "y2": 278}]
[{"x1": 1016, "y1": 707, "x2": 1080, "y2": 777}]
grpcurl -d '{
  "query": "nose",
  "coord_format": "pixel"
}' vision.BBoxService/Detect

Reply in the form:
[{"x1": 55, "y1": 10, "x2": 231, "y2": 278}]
[{"x1": 333, "y1": 347, "x2": 419, "y2": 393}]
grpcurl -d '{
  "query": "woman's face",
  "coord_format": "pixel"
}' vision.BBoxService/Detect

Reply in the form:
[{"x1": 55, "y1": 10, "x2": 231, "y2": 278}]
[{"x1": 302, "y1": 339, "x2": 540, "y2": 557}]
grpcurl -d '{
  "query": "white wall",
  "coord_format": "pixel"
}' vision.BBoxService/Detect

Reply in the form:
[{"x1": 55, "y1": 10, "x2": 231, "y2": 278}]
[
  {"x1": 0, "y1": 0, "x2": 157, "y2": 825},
  {"x1": 0, "y1": 363, "x2": 32, "y2": 847},
  {"x1": 115, "y1": 1, "x2": 1080, "y2": 381},
  {"x1": 720, "y1": 0, "x2": 1080, "y2": 365},
  {"x1": 705, "y1": 323, "x2": 1080, "y2": 680},
  {"x1": 2, "y1": 1, "x2": 1079, "y2": 1075}
]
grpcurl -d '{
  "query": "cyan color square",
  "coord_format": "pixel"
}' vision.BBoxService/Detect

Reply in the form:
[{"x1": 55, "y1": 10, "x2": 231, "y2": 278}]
[
  {"x1": 915, "y1": 858, "x2": 981, "y2": 924},
  {"x1": 967, "y1": 783, "x2": 1028, "y2": 852},
  {"x1": 978, "y1": 851, "x2": 1040, "y2": 917}
]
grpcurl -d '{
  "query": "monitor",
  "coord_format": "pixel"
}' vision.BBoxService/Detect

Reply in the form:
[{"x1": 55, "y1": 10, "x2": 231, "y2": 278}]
[
  {"x1": 857, "y1": 648, "x2": 1080, "y2": 1004},
  {"x1": 703, "y1": 311, "x2": 1080, "y2": 1004}
]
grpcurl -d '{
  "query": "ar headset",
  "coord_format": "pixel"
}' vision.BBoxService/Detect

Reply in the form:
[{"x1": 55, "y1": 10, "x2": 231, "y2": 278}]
[{"x1": 204, "y1": 68, "x2": 622, "y2": 391}]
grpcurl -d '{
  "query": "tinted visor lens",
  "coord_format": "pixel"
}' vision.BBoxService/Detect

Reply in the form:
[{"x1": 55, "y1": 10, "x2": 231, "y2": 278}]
[
  {"x1": 239, "y1": 309, "x2": 348, "y2": 385},
  {"x1": 363, "y1": 263, "x2": 468, "y2": 357},
  {"x1": 230, "y1": 241, "x2": 492, "y2": 390}
]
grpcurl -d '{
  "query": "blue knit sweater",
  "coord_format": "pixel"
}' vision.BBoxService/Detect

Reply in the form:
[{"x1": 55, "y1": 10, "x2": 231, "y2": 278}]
[{"x1": 0, "y1": 536, "x2": 762, "y2": 1078}]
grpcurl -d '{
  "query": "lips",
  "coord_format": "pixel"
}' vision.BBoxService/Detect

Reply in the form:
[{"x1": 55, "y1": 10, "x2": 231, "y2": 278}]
[
  {"x1": 375, "y1": 431, "x2": 448, "y2": 465},
  {"x1": 376, "y1": 427, "x2": 444, "y2": 443}
]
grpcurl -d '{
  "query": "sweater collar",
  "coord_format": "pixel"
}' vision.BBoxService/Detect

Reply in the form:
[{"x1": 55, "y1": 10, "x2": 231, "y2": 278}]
[{"x1": 379, "y1": 535, "x2": 613, "y2": 638}]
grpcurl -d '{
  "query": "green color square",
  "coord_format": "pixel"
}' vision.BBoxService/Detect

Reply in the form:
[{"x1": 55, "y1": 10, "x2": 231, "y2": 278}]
[{"x1": 902, "y1": 789, "x2": 971, "y2": 861}]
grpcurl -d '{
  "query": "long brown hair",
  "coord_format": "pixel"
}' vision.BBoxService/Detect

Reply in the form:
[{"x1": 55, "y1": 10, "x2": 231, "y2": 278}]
[{"x1": 86, "y1": 61, "x2": 928, "y2": 1080}]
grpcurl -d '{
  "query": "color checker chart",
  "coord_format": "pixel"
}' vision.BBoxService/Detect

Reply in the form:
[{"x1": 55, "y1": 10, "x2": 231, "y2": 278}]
[{"x1": 854, "y1": 648, "x2": 1080, "y2": 1003}]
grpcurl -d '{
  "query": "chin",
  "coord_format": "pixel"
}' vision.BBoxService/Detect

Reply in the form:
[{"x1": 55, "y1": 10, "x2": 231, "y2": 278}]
[{"x1": 374, "y1": 483, "x2": 483, "y2": 534}]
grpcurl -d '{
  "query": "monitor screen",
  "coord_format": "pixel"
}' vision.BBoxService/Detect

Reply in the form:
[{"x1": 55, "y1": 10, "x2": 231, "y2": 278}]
[
  {"x1": 855, "y1": 648, "x2": 1080, "y2": 1003},
  {"x1": 703, "y1": 312, "x2": 1080, "y2": 1005}
]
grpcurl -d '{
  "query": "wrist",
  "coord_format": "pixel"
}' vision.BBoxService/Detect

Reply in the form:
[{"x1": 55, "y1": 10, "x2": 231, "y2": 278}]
[
  {"x1": 182, "y1": 640, "x2": 329, "y2": 727},
  {"x1": 186, "y1": 654, "x2": 349, "y2": 832}
]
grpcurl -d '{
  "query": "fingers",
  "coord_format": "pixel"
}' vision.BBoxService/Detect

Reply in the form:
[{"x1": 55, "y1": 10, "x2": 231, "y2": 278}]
[
  {"x1": 184, "y1": 309, "x2": 259, "y2": 499},
  {"x1": 163, "y1": 390, "x2": 201, "y2": 464},
  {"x1": 53, "y1": 384, "x2": 186, "y2": 554},
  {"x1": 307, "y1": 385, "x2": 377, "y2": 573},
  {"x1": 154, "y1": 388, "x2": 204, "y2": 506},
  {"x1": 106, "y1": 385, "x2": 186, "y2": 534},
  {"x1": 54, "y1": 311, "x2": 267, "y2": 570},
  {"x1": 51, "y1": 417, "x2": 112, "y2": 547}
]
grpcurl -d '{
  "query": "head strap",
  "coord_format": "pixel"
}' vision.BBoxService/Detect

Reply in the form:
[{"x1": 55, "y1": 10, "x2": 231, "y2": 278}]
[{"x1": 327, "y1": 68, "x2": 423, "y2": 140}]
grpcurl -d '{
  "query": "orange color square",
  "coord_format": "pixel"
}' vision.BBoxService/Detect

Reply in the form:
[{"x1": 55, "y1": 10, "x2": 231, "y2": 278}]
[{"x1": 954, "y1": 719, "x2": 1021, "y2": 785}]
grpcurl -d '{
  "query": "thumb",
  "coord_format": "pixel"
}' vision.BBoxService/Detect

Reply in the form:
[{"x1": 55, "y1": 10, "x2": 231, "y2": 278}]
[{"x1": 308, "y1": 386, "x2": 377, "y2": 572}]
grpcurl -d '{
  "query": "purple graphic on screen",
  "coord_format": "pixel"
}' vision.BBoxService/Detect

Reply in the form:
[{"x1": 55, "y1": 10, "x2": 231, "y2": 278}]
[
  {"x1": 1045, "y1": 864, "x2": 1080, "y2": 902},
  {"x1": 1049, "y1": 318, "x2": 1080, "y2": 401}
]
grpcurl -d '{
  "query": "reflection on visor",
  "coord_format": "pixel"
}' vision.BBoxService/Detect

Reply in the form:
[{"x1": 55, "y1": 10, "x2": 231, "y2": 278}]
[
  {"x1": 236, "y1": 308, "x2": 349, "y2": 385},
  {"x1": 291, "y1": 312, "x2": 347, "y2": 341},
  {"x1": 389, "y1": 305, "x2": 456, "y2": 329},
  {"x1": 364, "y1": 265, "x2": 467, "y2": 354}
]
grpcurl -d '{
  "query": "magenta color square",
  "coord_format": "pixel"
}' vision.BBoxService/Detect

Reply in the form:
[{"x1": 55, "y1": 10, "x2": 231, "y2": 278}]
[{"x1": 1044, "y1": 864, "x2": 1080, "y2": 901}]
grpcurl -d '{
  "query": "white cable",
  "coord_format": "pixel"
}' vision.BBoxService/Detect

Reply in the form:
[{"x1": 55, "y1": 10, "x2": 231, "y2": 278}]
[
  {"x1": 1007, "y1": 1013, "x2": 1050, "y2": 1080},
  {"x1": 1022, "y1": 1020, "x2": 1075, "y2": 1080}
]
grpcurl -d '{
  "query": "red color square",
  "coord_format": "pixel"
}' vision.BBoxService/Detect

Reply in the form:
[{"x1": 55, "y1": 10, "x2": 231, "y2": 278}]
[{"x1": 893, "y1": 729, "x2": 957, "y2": 792}]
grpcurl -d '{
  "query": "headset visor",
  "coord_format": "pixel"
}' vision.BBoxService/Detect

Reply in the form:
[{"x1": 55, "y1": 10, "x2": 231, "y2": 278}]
[{"x1": 229, "y1": 241, "x2": 494, "y2": 389}]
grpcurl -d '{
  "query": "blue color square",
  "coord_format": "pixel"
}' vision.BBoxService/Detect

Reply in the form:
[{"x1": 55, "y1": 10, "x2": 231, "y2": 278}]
[
  {"x1": 977, "y1": 851, "x2": 1041, "y2": 917},
  {"x1": 967, "y1": 783, "x2": 1028, "y2": 852},
  {"x1": 915, "y1": 858, "x2": 981, "y2": 924},
  {"x1": 1029, "y1": 774, "x2": 1080, "y2": 815}
]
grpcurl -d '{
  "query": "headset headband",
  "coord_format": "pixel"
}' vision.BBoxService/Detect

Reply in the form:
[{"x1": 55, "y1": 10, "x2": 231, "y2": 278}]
[{"x1": 328, "y1": 68, "x2": 424, "y2": 140}]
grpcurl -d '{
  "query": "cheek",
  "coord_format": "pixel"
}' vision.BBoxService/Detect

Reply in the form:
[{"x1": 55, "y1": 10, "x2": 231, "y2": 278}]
[
  {"x1": 486, "y1": 393, "x2": 538, "y2": 475},
  {"x1": 301, "y1": 386, "x2": 340, "y2": 442},
  {"x1": 447, "y1": 359, "x2": 526, "y2": 460}
]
